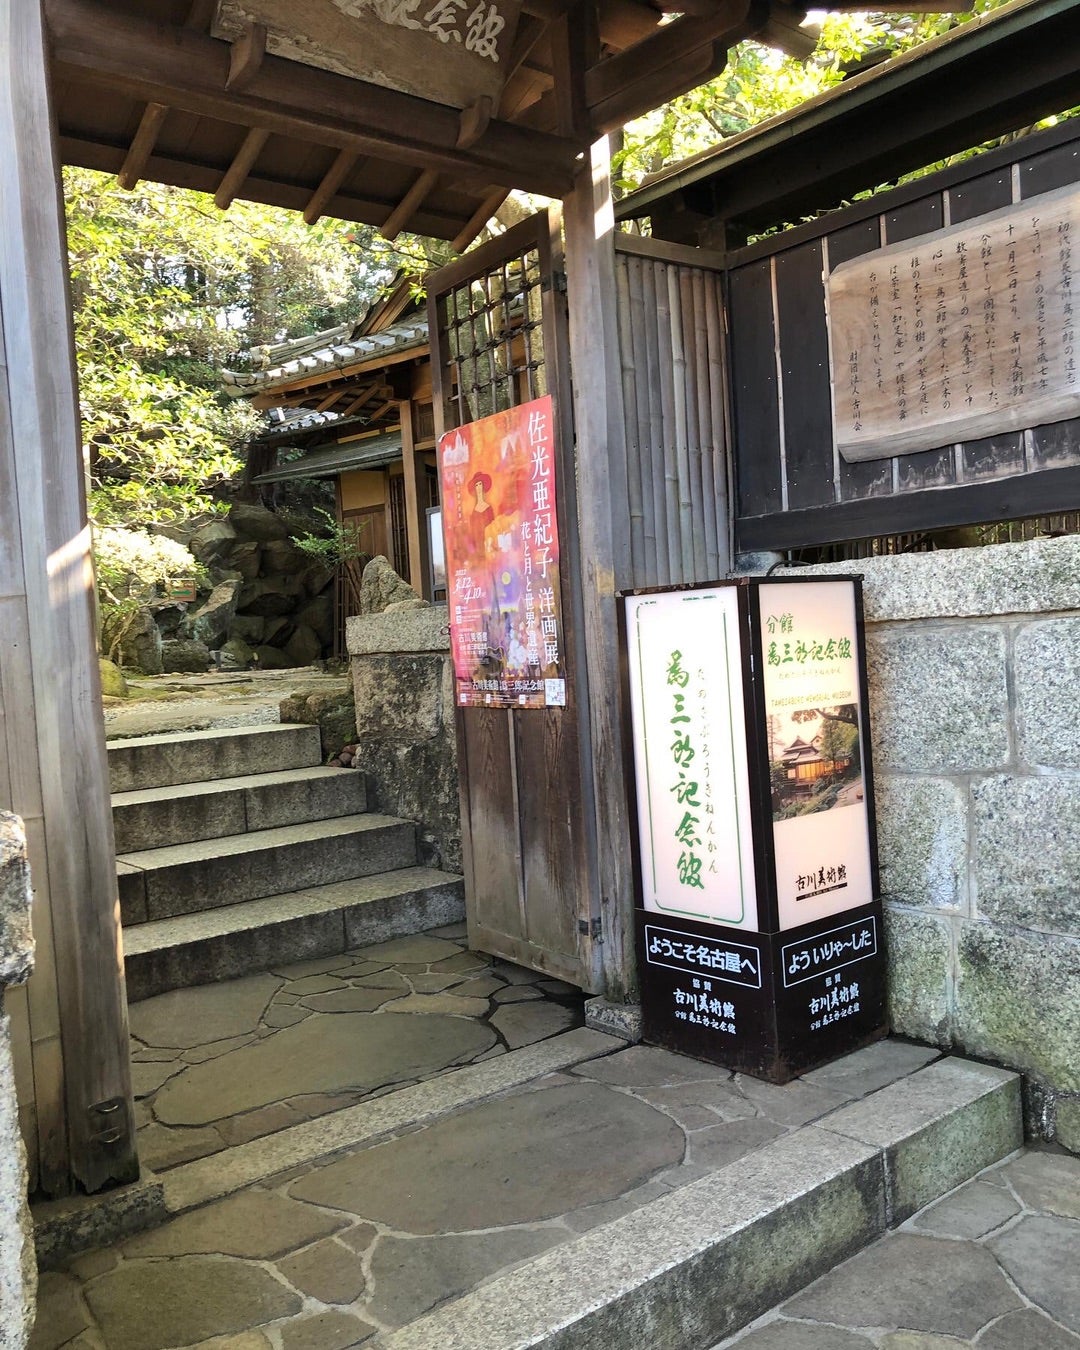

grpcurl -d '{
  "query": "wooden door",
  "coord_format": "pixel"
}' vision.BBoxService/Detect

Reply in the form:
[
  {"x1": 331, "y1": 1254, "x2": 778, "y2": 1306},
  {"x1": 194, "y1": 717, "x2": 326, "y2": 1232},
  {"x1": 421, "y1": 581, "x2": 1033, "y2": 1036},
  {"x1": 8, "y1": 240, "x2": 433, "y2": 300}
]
[{"x1": 428, "y1": 211, "x2": 602, "y2": 991}]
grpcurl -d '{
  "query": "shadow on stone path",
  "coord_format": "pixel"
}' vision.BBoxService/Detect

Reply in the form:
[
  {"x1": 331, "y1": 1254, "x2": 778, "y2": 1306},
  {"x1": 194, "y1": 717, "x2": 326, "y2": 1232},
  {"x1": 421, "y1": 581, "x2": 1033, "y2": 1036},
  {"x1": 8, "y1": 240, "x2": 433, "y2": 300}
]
[{"x1": 128, "y1": 924, "x2": 584, "y2": 1170}]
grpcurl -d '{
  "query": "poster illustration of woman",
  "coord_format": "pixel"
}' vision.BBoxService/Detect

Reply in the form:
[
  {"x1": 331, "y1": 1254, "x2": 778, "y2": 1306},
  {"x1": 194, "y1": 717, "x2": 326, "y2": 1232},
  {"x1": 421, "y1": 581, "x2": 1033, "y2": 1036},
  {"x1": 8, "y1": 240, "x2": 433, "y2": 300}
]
[{"x1": 438, "y1": 395, "x2": 566, "y2": 709}]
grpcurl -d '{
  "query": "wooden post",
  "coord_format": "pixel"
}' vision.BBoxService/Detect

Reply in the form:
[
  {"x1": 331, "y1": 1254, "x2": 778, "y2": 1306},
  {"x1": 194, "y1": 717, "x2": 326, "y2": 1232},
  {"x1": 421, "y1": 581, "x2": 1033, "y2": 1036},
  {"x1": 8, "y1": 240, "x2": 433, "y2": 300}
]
[
  {"x1": 0, "y1": 0, "x2": 137, "y2": 1194},
  {"x1": 562, "y1": 138, "x2": 638, "y2": 1003},
  {"x1": 398, "y1": 399, "x2": 432, "y2": 598}
]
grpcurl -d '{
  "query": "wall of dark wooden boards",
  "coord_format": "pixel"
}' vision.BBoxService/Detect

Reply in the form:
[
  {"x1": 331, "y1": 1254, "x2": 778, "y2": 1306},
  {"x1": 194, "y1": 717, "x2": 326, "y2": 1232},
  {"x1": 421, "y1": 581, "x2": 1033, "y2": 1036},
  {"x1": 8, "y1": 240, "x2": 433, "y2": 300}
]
[
  {"x1": 726, "y1": 122, "x2": 1080, "y2": 552},
  {"x1": 613, "y1": 237, "x2": 730, "y2": 587}
]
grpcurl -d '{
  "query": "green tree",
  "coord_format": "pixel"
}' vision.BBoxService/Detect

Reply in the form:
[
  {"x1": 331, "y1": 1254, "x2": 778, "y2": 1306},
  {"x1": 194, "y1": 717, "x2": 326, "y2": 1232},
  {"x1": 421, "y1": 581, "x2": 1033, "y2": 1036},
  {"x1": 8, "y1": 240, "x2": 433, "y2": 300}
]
[
  {"x1": 64, "y1": 168, "x2": 427, "y2": 525},
  {"x1": 614, "y1": 1, "x2": 1028, "y2": 194}
]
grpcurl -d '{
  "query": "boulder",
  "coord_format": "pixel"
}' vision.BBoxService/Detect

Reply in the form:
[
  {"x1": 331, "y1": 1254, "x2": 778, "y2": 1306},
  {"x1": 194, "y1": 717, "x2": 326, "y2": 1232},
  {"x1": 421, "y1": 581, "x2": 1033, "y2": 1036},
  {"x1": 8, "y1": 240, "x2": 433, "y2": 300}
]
[
  {"x1": 161, "y1": 639, "x2": 211, "y2": 673},
  {"x1": 297, "y1": 562, "x2": 334, "y2": 597},
  {"x1": 262, "y1": 617, "x2": 294, "y2": 648},
  {"x1": 98, "y1": 658, "x2": 127, "y2": 698},
  {"x1": 238, "y1": 577, "x2": 305, "y2": 617},
  {"x1": 229, "y1": 503, "x2": 290, "y2": 542},
  {"x1": 228, "y1": 615, "x2": 265, "y2": 644},
  {"x1": 219, "y1": 637, "x2": 255, "y2": 668},
  {"x1": 149, "y1": 600, "x2": 188, "y2": 636},
  {"x1": 253, "y1": 645, "x2": 295, "y2": 670},
  {"x1": 223, "y1": 540, "x2": 262, "y2": 580},
  {"x1": 284, "y1": 623, "x2": 323, "y2": 667},
  {"x1": 358, "y1": 556, "x2": 425, "y2": 615},
  {"x1": 189, "y1": 520, "x2": 238, "y2": 564},
  {"x1": 261, "y1": 538, "x2": 308, "y2": 575},
  {"x1": 279, "y1": 685, "x2": 356, "y2": 759},
  {"x1": 297, "y1": 594, "x2": 334, "y2": 645},
  {"x1": 102, "y1": 605, "x2": 163, "y2": 675},
  {"x1": 185, "y1": 580, "x2": 241, "y2": 648}
]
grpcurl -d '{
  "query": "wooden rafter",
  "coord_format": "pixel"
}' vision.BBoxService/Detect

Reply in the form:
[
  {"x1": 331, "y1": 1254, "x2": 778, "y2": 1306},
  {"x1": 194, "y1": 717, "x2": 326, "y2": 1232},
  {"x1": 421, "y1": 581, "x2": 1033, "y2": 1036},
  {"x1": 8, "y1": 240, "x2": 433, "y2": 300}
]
[
  {"x1": 183, "y1": 0, "x2": 215, "y2": 30},
  {"x1": 214, "y1": 126, "x2": 270, "y2": 208},
  {"x1": 381, "y1": 169, "x2": 440, "y2": 242},
  {"x1": 303, "y1": 149, "x2": 358, "y2": 225},
  {"x1": 46, "y1": 0, "x2": 580, "y2": 198},
  {"x1": 117, "y1": 101, "x2": 168, "y2": 189},
  {"x1": 451, "y1": 187, "x2": 509, "y2": 252},
  {"x1": 457, "y1": 96, "x2": 494, "y2": 150}
]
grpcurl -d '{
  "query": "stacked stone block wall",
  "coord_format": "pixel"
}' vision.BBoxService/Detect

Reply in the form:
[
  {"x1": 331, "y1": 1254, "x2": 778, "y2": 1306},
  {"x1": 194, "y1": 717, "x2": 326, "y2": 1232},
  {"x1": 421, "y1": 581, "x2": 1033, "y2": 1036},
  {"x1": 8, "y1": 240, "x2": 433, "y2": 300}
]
[
  {"x1": 0, "y1": 812, "x2": 37, "y2": 1345},
  {"x1": 346, "y1": 608, "x2": 462, "y2": 874},
  {"x1": 777, "y1": 538, "x2": 1080, "y2": 1150}
]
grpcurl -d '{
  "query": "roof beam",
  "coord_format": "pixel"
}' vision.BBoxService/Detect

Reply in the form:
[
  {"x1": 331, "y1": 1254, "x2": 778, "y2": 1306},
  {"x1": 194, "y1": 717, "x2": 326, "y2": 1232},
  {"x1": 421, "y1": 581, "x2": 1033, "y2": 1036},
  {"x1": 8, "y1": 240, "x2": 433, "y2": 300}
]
[
  {"x1": 45, "y1": 0, "x2": 580, "y2": 197},
  {"x1": 117, "y1": 100, "x2": 168, "y2": 189},
  {"x1": 303, "y1": 148, "x2": 358, "y2": 225},
  {"x1": 214, "y1": 126, "x2": 270, "y2": 208},
  {"x1": 381, "y1": 169, "x2": 440, "y2": 241},
  {"x1": 226, "y1": 21, "x2": 267, "y2": 92},
  {"x1": 451, "y1": 187, "x2": 509, "y2": 251}
]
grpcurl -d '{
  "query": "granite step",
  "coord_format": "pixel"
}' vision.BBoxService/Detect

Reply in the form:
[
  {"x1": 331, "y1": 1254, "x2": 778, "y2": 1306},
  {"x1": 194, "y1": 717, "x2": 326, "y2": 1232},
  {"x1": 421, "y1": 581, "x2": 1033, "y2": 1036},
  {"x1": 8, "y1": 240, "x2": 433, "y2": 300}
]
[
  {"x1": 112, "y1": 766, "x2": 368, "y2": 852},
  {"x1": 117, "y1": 815, "x2": 417, "y2": 925},
  {"x1": 122, "y1": 866, "x2": 466, "y2": 1000},
  {"x1": 107, "y1": 723, "x2": 323, "y2": 793},
  {"x1": 371, "y1": 1055, "x2": 1023, "y2": 1350}
]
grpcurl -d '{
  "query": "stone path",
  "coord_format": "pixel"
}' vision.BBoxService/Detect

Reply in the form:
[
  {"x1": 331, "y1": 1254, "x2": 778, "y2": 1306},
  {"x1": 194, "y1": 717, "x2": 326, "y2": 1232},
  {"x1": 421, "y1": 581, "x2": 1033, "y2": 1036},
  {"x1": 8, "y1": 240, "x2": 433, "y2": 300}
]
[
  {"x1": 128, "y1": 925, "x2": 584, "y2": 1170},
  {"x1": 31, "y1": 1000, "x2": 969, "y2": 1350},
  {"x1": 716, "y1": 1147, "x2": 1080, "y2": 1349}
]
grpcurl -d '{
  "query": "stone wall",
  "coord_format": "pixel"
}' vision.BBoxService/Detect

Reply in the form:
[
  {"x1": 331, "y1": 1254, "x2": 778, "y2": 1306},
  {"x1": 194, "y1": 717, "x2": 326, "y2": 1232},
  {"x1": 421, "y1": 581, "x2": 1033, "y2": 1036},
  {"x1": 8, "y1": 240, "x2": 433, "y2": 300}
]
[
  {"x1": 346, "y1": 608, "x2": 461, "y2": 874},
  {"x1": 0, "y1": 813, "x2": 37, "y2": 1345},
  {"x1": 775, "y1": 537, "x2": 1080, "y2": 1149}
]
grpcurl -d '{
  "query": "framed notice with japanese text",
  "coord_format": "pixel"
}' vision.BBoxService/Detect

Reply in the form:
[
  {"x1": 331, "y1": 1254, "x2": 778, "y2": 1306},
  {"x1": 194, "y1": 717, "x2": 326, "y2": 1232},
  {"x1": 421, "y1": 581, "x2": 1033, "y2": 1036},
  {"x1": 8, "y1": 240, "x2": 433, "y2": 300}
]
[
  {"x1": 827, "y1": 183, "x2": 1080, "y2": 461},
  {"x1": 438, "y1": 395, "x2": 566, "y2": 710}
]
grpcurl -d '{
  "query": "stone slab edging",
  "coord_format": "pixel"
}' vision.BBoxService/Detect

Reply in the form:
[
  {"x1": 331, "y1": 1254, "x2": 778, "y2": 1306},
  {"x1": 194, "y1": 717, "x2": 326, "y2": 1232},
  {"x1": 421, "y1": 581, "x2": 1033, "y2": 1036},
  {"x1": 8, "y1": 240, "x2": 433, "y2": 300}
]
[
  {"x1": 771, "y1": 535, "x2": 1080, "y2": 624},
  {"x1": 346, "y1": 607, "x2": 450, "y2": 656},
  {"x1": 33, "y1": 1175, "x2": 168, "y2": 1272},
  {"x1": 161, "y1": 1027, "x2": 622, "y2": 1214},
  {"x1": 370, "y1": 1056, "x2": 1022, "y2": 1350}
]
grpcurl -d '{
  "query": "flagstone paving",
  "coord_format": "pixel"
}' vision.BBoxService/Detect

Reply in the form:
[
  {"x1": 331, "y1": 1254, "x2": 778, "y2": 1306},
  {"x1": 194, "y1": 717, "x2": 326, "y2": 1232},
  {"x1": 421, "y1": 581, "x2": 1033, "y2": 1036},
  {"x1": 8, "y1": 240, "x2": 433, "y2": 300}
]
[
  {"x1": 127, "y1": 923, "x2": 586, "y2": 1169},
  {"x1": 32, "y1": 987, "x2": 1012, "y2": 1350},
  {"x1": 718, "y1": 1147, "x2": 1080, "y2": 1349}
]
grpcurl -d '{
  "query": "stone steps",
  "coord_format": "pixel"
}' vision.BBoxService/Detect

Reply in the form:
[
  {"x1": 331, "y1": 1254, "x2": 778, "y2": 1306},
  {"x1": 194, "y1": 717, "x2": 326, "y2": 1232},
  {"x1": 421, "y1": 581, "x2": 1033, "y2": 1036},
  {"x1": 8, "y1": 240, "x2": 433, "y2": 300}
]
[
  {"x1": 117, "y1": 815, "x2": 418, "y2": 925},
  {"x1": 370, "y1": 1055, "x2": 1022, "y2": 1350},
  {"x1": 122, "y1": 867, "x2": 466, "y2": 1001},
  {"x1": 111, "y1": 765, "x2": 368, "y2": 852},
  {"x1": 111, "y1": 723, "x2": 465, "y2": 1000},
  {"x1": 107, "y1": 723, "x2": 323, "y2": 793}
]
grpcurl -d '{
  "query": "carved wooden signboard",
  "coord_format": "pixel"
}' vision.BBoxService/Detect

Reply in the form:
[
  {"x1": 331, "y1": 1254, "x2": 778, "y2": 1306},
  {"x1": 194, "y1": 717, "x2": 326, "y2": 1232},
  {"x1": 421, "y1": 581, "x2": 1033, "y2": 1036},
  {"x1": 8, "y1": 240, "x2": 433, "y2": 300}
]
[
  {"x1": 214, "y1": 0, "x2": 522, "y2": 108},
  {"x1": 827, "y1": 183, "x2": 1080, "y2": 462}
]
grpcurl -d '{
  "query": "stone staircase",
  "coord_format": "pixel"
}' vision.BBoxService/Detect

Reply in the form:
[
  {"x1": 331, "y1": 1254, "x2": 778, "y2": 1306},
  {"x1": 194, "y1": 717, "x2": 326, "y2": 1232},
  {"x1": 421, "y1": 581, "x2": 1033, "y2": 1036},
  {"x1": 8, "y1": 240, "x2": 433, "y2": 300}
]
[{"x1": 108, "y1": 723, "x2": 465, "y2": 1002}]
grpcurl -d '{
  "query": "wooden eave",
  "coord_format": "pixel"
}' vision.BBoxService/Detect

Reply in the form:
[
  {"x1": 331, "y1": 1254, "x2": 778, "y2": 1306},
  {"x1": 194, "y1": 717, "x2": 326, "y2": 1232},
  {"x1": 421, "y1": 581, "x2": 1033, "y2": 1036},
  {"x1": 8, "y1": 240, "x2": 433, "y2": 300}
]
[
  {"x1": 46, "y1": 0, "x2": 975, "y2": 249},
  {"x1": 616, "y1": 0, "x2": 1080, "y2": 242}
]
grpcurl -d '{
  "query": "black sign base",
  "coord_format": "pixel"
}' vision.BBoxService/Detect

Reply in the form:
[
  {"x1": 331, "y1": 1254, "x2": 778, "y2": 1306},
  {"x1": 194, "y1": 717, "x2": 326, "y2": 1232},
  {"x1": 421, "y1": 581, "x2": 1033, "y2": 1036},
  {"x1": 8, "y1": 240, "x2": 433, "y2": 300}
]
[{"x1": 637, "y1": 905, "x2": 887, "y2": 1084}]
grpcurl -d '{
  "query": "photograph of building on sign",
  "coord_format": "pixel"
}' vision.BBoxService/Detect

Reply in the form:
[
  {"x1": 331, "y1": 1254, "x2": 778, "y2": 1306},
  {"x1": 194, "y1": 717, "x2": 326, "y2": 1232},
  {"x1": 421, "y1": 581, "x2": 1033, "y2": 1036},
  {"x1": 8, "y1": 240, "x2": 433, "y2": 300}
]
[{"x1": 768, "y1": 703, "x2": 863, "y2": 823}]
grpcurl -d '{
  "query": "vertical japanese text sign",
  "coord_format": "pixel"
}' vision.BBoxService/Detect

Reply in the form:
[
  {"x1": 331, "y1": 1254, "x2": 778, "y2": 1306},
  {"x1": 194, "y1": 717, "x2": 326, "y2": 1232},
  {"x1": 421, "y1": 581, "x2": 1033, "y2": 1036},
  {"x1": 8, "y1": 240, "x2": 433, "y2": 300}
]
[
  {"x1": 438, "y1": 394, "x2": 567, "y2": 709},
  {"x1": 622, "y1": 587, "x2": 758, "y2": 931}
]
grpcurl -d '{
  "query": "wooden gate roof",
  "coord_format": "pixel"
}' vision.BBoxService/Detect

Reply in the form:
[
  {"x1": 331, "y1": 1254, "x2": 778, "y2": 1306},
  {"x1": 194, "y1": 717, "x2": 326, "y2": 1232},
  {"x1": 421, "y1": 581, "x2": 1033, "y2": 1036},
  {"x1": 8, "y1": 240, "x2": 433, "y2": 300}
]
[{"x1": 47, "y1": 0, "x2": 971, "y2": 250}]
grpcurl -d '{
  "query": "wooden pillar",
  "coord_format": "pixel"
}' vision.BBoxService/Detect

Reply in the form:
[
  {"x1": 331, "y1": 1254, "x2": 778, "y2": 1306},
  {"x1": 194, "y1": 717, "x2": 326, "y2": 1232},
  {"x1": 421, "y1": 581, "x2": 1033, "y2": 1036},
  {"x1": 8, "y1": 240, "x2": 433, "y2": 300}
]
[
  {"x1": 562, "y1": 138, "x2": 638, "y2": 1003},
  {"x1": 399, "y1": 399, "x2": 432, "y2": 597},
  {"x1": 0, "y1": 0, "x2": 137, "y2": 1194}
]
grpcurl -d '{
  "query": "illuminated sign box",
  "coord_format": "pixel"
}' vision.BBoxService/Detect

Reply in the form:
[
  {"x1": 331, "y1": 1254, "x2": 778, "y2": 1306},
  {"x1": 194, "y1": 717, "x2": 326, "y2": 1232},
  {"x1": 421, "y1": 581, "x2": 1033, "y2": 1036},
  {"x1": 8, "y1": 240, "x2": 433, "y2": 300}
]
[{"x1": 621, "y1": 576, "x2": 887, "y2": 1083}]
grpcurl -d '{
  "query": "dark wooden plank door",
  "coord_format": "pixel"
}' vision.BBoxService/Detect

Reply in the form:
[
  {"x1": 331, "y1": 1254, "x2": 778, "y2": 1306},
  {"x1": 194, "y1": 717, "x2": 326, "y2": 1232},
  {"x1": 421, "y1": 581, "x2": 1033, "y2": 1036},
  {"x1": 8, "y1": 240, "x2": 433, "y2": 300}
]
[{"x1": 427, "y1": 211, "x2": 600, "y2": 990}]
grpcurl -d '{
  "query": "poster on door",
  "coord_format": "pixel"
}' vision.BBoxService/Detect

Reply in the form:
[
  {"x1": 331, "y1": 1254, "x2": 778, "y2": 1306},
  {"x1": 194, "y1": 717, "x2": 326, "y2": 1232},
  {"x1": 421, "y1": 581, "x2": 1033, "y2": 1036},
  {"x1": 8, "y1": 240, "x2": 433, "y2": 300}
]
[{"x1": 438, "y1": 394, "x2": 567, "y2": 709}]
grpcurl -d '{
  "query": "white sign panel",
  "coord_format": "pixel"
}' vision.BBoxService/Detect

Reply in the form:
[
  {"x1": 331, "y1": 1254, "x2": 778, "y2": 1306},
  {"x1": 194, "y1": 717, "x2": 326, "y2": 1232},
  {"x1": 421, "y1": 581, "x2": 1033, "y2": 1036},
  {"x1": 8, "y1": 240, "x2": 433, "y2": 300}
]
[
  {"x1": 827, "y1": 183, "x2": 1080, "y2": 461},
  {"x1": 760, "y1": 581, "x2": 874, "y2": 930},
  {"x1": 624, "y1": 588, "x2": 758, "y2": 932}
]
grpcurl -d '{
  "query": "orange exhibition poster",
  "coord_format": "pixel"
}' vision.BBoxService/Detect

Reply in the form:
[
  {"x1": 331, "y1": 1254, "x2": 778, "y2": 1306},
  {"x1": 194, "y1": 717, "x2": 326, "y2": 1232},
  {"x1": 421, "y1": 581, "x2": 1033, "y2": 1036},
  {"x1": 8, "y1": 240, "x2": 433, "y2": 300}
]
[{"x1": 438, "y1": 394, "x2": 567, "y2": 709}]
